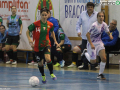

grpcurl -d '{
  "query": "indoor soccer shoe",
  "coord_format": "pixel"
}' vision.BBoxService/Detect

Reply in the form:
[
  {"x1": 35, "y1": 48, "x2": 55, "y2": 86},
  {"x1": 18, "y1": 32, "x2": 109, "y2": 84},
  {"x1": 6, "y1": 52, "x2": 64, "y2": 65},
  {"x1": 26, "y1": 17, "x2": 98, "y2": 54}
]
[
  {"x1": 6, "y1": 61, "x2": 11, "y2": 64},
  {"x1": 42, "y1": 76, "x2": 46, "y2": 84},
  {"x1": 54, "y1": 63, "x2": 60, "y2": 67},
  {"x1": 50, "y1": 74, "x2": 57, "y2": 80},
  {"x1": 60, "y1": 60, "x2": 65, "y2": 68},
  {"x1": 67, "y1": 63, "x2": 76, "y2": 68},
  {"x1": 12, "y1": 61, "x2": 17, "y2": 65},
  {"x1": 97, "y1": 74, "x2": 106, "y2": 80}
]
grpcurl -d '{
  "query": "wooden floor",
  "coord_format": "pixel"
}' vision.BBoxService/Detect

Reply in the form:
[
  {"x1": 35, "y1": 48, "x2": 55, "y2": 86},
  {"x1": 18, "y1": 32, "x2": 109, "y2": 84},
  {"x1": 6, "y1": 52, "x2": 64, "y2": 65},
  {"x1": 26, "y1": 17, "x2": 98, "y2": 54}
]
[
  {"x1": 0, "y1": 63, "x2": 120, "y2": 74},
  {"x1": 0, "y1": 63, "x2": 120, "y2": 90}
]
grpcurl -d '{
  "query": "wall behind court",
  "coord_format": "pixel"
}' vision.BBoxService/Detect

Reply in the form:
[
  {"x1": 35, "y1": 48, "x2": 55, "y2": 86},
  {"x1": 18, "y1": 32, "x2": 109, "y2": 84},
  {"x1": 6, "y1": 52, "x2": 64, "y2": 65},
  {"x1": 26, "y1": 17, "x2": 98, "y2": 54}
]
[{"x1": 0, "y1": 0, "x2": 101, "y2": 50}]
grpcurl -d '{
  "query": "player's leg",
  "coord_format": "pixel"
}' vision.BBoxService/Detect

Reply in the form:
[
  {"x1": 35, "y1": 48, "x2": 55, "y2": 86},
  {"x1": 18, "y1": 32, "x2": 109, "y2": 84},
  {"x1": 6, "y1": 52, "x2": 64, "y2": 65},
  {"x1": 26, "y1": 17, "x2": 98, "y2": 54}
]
[
  {"x1": 35, "y1": 51, "x2": 46, "y2": 84},
  {"x1": 11, "y1": 35, "x2": 20, "y2": 64},
  {"x1": 83, "y1": 43, "x2": 97, "y2": 70},
  {"x1": 53, "y1": 49, "x2": 62, "y2": 67},
  {"x1": 44, "y1": 46, "x2": 57, "y2": 80},
  {"x1": 67, "y1": 45, "x2": 81, "y2": 68},
  {"x1": 97, "y1": 49, "x2": 106, "y2": 80},
  {"x1": 59, "y1": 44, "x2": 71, "y2": 67},
  {"x1": 80, "y1": 39, "x2": 89, "y2": 70},
  {"x1": 0, "y1": 44, "x2": 4, "y2": 62},
  {"x1": 12, "y1": 45, "x2": 17, "y2": 64},
  {"x1": 5, "y1": 35, "x2": 13, "y2": 64}
]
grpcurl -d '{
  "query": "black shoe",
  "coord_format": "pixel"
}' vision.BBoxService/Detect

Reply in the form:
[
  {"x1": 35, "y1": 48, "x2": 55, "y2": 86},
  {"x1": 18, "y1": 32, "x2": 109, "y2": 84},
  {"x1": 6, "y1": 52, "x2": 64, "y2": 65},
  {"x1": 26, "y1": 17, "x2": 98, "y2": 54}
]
[
  {"x1": 91, "y1": 63, "x2": 98, "y2": 71},
  {"x1": 79, "y1": 66, "x2": 89, "y2": 70},
  {"x1": 91, "y1": 66, "x2": 97, "y2": 71},
  {"x1": 97, "y1": 74, "x2": 106, "y2": 80}
]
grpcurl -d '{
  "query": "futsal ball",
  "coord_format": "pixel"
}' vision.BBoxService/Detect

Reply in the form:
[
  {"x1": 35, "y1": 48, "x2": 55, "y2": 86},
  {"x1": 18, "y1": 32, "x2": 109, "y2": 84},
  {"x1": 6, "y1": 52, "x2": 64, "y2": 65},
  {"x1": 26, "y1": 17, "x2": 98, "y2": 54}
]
[{"x1": 29, "y1": 76, "x2": 39, "y2": 87}]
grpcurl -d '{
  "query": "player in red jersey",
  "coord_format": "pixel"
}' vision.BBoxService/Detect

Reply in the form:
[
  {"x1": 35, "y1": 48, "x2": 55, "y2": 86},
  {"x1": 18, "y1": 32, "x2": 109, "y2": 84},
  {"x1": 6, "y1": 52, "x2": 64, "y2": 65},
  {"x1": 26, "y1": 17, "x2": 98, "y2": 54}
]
[{"x1": 26, "y1": 7, "x2": 59, "y2": 84}]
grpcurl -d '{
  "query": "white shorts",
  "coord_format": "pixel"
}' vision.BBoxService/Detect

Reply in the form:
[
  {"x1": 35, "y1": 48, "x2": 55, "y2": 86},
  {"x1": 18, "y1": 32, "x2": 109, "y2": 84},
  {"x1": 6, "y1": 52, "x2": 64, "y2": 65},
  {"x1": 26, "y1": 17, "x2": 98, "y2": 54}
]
[{"x1": 87, "y1": 42, "x2": 105, "y2": 60}]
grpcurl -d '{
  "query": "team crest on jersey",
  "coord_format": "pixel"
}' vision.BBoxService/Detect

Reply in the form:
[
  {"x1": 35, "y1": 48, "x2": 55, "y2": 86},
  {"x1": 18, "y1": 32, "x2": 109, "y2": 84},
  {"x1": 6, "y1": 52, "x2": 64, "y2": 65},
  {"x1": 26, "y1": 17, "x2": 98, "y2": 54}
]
[
  {"x1": 16, "y1": 19, "x2": 18, "y2": 21},
  {"x1": 48, "y1": 49, "x2": 50, "y2": 52},
  {"x1": 47, "y1": 25, "x2": 50, "y2": 28},
  {"x1": 62, "y1": 46, "x2": 65, "y2": 49},
  {"x1": 43, "y1": 27, "x2": 46, "y2": 30}
]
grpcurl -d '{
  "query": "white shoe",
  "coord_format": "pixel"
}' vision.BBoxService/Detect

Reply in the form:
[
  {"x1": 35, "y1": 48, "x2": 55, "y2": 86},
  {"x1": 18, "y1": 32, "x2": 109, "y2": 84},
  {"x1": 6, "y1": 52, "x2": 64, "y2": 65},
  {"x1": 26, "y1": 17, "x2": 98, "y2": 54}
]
[
  {"x1": 78, "y1": 65, "x2": 84, "y2": 69},
  {"x1": 28, "y1": 61, "x2": 34, "y2": 65},
  {"x1": 60, "y1": 60, "x2": 65, "y2": 68},
  {"x1": 67, "y1": 63, "x2": 76, "y2": 68},
  {"x1": 6, "y1": 61, "x2": 12, "y2": 64},
  {"x1": 12, "y1": 61, "x2": 17, "y2": 65},
  {"x1": 95, "y1": 65, "x2": 100, "y2": 69},
  {"x1": 34, "y1": 63, "x2": 38, "y2": 66}
]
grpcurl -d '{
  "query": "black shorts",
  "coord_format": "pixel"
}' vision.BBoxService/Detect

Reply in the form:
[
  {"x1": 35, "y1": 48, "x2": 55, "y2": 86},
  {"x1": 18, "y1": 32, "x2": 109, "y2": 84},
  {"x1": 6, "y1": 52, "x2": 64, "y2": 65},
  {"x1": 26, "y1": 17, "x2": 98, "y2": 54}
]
[
  {"x1": 5, "y1": 35, "x2": 20, "y2": 46},
  {"x1": 60, "y1": 44, "x2": 71, "y2": 53},
  {"x1": 77, "y1": 44, "x2": 82, "y2": 50},
  {"x1": 35, "y1": 46, "x2": 51, "y2": 62}
]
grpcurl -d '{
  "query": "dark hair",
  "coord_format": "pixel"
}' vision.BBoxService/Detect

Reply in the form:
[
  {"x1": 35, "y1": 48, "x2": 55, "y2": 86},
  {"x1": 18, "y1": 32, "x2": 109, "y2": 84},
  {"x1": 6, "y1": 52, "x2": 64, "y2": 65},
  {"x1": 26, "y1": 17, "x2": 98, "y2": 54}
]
[
  {"x1": 11, "y1": 5, "x2": 16, "y2": 9},
  {"x1": 97, "y1": 12, "x2": 105, "y2": 18},
  {"x1": 86, "y1": 2, "x2": 95, "y2": 8},
  {"x1": 40, "y1": 7, "x2": 48, "y2": 14},
  {"x1": 56, "y1": 19, "x2": 64, "y2": 32},
  {"x1": 97, "y1": 12, "x2": 105, "y2": 22},
  {"x1": 44, "y1": 6, "x2": 51, "y2": 14},
  {"x1": 0, "y1": 25, "x2": 6, "y2": 29}
]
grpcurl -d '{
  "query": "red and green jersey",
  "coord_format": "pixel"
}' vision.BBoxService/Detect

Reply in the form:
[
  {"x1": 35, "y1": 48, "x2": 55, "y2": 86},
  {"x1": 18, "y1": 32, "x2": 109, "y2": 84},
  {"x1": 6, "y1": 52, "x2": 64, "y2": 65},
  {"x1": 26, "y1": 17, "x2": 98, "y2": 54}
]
[{"x1": 28, "y1": 20, "x2": 54, "y2": 52}]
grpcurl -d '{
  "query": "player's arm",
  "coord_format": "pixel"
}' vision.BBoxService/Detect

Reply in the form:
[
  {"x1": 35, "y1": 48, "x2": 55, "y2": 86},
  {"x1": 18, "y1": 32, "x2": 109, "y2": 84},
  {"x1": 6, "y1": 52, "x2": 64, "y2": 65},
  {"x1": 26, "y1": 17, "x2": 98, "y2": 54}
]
[
  {"x1": 86, "y1": 32, "x2": 95, "y2": 49},
  {"x1": 19, "y1": 24, "x2": 23, "y2": 35},
  {"x1": 86, "y1": 25, "x2": 95, "y2": 49},
  {"x1": 51, "y1": 31, "x2": 58, "y2": 45},
  {"x1": 26, "y1": 23, "x2": 35, "y2": 47},
  {"x1": 26, "y1": 30, "x2": 34, "y2": 47},
  {"x1": 0, "y1": 17, "x2": 2, "y2": 25},
  {"x1": 19, "y1": 17, "x2": 23, "y2": 35},
  {"x1": 104, "y1": 24, "x2": 113, "y2": 40},
  {"x1": 59, "y1": 33, "x2": 65, "y2": 46},
  {"x1": 6, "y1": 20, "x2": 9, "y2": 27},
  {"x1": 106, "y1": 32, "x2": 113, "y2": 40},
  {"x1": 76, "y1": 14, "x2": 82, "y2": 37}
]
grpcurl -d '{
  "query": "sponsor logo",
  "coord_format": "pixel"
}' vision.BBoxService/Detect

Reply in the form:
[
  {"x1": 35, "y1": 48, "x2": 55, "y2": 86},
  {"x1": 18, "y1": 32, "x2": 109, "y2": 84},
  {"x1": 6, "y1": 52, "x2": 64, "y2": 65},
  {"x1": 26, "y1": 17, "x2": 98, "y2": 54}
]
[{"x1": 0, "y1": 0, "x2": 30, "y2": 11}]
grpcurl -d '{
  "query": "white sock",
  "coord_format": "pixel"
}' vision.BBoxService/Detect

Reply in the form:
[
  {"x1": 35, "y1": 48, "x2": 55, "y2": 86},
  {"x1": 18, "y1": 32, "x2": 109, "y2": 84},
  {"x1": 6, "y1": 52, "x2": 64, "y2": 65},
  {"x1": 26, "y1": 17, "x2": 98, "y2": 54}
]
[
  {"x1": 99, "y1": 62, "x2": 106, "y2": 75},
  {"x1": 85, "y1": 52, "x2": 90, "y2": 62}
]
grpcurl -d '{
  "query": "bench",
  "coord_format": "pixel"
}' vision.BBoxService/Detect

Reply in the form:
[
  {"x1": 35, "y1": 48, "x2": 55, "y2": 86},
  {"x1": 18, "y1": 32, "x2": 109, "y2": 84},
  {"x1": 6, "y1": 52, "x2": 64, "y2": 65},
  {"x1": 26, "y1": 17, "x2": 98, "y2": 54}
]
[
  {"x1": 106, "y1": 51, "x2": 120, "y2": 68},
  {"x1": 105, "y1": 38, "x2": 120, "y2": 68},
  {"x1": 17, "y1": 49, "x2": 32, "y2": 64}
]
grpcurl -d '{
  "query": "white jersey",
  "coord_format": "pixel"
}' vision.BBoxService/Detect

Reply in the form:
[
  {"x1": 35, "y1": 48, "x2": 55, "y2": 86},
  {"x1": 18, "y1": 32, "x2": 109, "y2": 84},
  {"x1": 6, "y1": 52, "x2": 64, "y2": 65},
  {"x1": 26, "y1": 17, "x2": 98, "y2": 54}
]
[{"x1": 88, "y1": 21, "x2": 109, "y2": 43}]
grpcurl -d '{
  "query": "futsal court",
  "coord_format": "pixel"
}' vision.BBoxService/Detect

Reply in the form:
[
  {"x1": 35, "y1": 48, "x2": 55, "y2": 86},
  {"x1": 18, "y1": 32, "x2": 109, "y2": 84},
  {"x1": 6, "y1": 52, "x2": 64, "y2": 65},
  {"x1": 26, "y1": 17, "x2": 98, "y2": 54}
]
[{"x1": 0, "y1": 63, "x2": 120, "y2": 90}]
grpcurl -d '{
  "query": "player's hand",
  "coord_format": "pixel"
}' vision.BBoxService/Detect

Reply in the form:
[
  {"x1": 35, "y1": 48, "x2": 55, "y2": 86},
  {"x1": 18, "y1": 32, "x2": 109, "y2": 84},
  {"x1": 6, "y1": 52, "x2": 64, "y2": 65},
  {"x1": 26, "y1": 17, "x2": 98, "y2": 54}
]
[
  {"x1": 110, "y1": 34, "x2": 113, "y2": 40},
  {"x1": 56, "y1": 43, "x2": 60, "y2": 48},
  {"x1": 29, "y1": 40, "x2": 34, "y2": 48},
  {"x1": 91, "y1": 44, "x2": 95, "y2": 49},
  {"x1": 19, "y1": 31, "x2": 22, "y2": 35},
  {"x1": 77, "y1": 32, "x2": 81, "y2": 37}
]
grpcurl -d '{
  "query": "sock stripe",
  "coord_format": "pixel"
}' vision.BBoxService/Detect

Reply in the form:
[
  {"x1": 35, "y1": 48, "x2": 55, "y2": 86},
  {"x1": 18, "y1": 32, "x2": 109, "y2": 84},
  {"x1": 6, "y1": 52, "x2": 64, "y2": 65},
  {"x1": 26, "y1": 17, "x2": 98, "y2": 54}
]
[
  {"x1": 6, "y1": 50, "x2": 11, "y2": 52},
  {"x1": 47, "y1": 60, "x2": 52, "y2": 64},
  {"x1": 13, "y1": 50, "x2": 17, "y2": 53}
]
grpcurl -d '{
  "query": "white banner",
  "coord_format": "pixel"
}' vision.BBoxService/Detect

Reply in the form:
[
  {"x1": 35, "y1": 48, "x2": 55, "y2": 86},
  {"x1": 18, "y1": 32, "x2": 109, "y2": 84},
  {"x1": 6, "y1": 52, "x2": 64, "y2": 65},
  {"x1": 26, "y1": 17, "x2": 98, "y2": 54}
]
[
  {"x1": 0, "y1": 0, "x2": 101, "y2": 50},
  {"x1": 60, "y1": 0, "x2": 101, "y2": 37}
]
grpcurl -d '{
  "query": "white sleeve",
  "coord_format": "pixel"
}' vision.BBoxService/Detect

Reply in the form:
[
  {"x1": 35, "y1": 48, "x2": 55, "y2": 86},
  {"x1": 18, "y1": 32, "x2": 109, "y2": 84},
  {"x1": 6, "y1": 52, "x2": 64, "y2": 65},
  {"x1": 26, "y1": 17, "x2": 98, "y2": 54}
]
[{"x1": 104, "y1": 24, "x2": 109, "y2": 33}]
